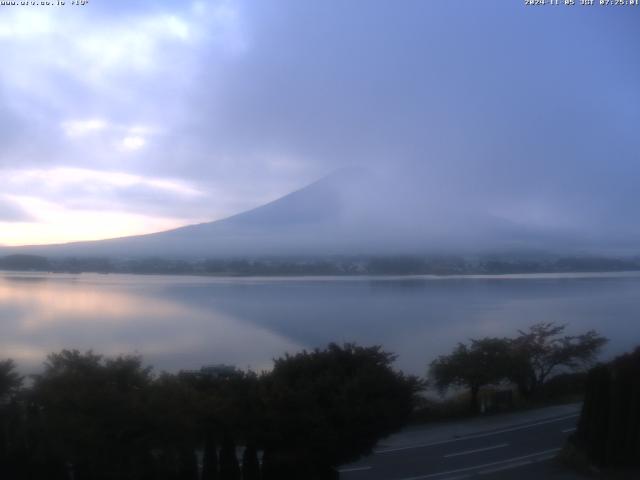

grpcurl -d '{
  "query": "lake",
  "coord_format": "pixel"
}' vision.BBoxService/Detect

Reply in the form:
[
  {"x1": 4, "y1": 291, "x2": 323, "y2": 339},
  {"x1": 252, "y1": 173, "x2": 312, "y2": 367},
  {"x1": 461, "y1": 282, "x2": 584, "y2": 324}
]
[{"x1": 1, "y1": 271, "x2": 640, "y2": 376}]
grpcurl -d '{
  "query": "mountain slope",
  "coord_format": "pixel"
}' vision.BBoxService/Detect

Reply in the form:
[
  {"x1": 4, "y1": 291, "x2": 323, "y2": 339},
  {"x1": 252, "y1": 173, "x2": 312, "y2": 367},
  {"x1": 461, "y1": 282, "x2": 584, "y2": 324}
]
[
  {"x1": 1, "y1": 168, "x2": 574, "y2": 259},
  {"x1": 3, "y1": 169, "x2": 367, "y2": 258}
]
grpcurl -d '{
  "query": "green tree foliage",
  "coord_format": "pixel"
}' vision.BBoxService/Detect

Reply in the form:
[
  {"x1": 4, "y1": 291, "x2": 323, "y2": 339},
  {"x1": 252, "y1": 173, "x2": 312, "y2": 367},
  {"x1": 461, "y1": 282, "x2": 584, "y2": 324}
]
[
  {"x1": 509, "y1": 322, "x2": 608, "y2": 398},
  {"x1": 147, "y1": 373, "x2": 199, "y2": 450},
  {"x1": 429, "y1": 338, "x2": 512, "y2": 413},
  {"x1": 0, "y1": 344, "x2": 421, "y2": 479},
  {"x1": 31, "y1": 350, "x2": 155, "y2": 480},
  {"x1": 429, "y1": 324, "x2": 608, "y2": 412},
  {"x1": 180, "y1": 365, "x2": 263, "y2": 448},
  {"x1": 262, "y1": 343, "x2": 423, "y2": 475}
]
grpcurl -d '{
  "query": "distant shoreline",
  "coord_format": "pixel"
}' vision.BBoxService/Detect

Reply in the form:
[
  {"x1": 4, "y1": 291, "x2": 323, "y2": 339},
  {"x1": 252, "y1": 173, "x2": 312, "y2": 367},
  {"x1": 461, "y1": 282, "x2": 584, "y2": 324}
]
[
  {"x1": 2, "y1": 252, "x2": 640, "y2": 278},
  {"x1": 3, "y1": 268, "x2": 640, "y2": 282}
]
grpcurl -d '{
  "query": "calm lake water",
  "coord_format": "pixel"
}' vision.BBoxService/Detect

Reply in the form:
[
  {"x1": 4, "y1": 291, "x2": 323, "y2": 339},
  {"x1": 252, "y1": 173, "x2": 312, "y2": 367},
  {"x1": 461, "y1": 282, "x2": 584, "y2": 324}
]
[{"x1": 1, "y1": 271, "x2": 640, "y2": 375}]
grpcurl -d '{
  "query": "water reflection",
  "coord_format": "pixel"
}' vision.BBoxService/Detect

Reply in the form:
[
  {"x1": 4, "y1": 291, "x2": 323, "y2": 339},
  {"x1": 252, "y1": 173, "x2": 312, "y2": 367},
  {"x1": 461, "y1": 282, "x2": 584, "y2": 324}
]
[
  {"x1": 1, "y1": 271, "x2": 640, "y2": 375},
  {"x1": 0, "y1": 273, "x2": 301, "y2": 373}
]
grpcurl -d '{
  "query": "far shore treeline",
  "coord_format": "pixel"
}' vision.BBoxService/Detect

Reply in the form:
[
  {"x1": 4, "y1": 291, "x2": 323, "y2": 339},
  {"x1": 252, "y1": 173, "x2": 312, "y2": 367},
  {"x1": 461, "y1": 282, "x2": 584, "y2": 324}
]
[{"x1": 1, "y1": 253, "x2": 640, "y2": 276}]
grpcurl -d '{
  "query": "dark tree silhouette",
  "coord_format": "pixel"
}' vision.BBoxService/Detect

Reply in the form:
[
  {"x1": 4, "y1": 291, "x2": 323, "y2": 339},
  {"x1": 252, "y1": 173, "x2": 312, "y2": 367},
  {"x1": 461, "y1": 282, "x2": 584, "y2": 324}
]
[
  {"x1": 0, "y1": 359, "x2": 25, "y2": 480},
  {"x1": 262, "y1": 343, "x2": 422, "y2": 476},
  {"x1": 219, "y1": 433, "x2": 240, "y2": 480},
  {"x1": 509, "y1": 322, "x2": 607, "y2": 398},
  {"x1": 0, "y1": 344, "x2": 422, "y2": 479},
  {"x1": 177, "y1": 447, "x2": 198, "y2": 480},
  {"x1": 0, "y1": 359, "x2": 22, "y2": 401},
  {"x1": 146, "y1": 372, "x2": 200, "y2": 480},
  {"x1": 241, "y1": 443, "x2": 260, "y2": 480},
  {"x1": 202, "y1": 433, "x2": 219, "y2": 480},
  {"x1": 30, "y1": 350, "x2": 155, "y2": 480},
  {"x1": 572, "y1": 346, "x2": 640, "y2": 469},
  {"x1": 430, "y1": 338, "x2": 512, "y2": 413}
]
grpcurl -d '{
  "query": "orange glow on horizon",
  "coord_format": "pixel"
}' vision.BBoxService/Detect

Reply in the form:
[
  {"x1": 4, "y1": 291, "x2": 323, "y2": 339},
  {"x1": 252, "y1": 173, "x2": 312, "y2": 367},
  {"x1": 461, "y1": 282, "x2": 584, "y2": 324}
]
[{"x1": 0, "y1": 215, "x2": 193, "y2": 247}]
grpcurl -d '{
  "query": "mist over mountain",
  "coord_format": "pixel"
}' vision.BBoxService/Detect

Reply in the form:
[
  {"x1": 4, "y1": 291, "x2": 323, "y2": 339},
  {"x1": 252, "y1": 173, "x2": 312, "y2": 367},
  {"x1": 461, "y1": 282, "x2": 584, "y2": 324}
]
[{"x1": 2, "y1": 167, "x2": 635, "y2": 261}]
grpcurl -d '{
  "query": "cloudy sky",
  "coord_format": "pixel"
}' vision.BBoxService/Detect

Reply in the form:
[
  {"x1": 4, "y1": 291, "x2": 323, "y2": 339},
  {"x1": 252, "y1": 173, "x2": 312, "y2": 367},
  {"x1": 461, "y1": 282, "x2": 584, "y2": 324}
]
[{"x1": 0, "y1": 1, "x2": 638, "y2": 247}]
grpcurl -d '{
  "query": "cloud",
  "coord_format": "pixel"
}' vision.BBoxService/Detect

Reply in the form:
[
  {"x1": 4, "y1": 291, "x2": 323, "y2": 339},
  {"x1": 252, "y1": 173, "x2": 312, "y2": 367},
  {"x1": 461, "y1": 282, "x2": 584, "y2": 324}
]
[
  {"x1": 120, "y1": 136, "x2": 146, "y2": 151},
  {"x1": 0, "y1": 1, "x2": 638, "y2": 249},
  {"x1": 0, "y1": 197, "x2": 32, "y2": 223},
  {"x1": 4, "y1": 167, "x2": 205, "y2": 210},
  {"x1": 62, "y1": 119, "x2": 108, "y2": 137}
]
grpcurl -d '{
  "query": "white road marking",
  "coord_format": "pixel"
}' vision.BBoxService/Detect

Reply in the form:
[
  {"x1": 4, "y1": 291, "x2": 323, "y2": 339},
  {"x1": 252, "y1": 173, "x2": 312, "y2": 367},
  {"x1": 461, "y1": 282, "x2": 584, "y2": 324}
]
[
  {"x1": 395, "y1": 448, "x2": 561, "y2": 480},
  {"x1": 443, "y1": 443, "x2": 509, "y2": 458},
  {"x1": 477, "y1": 459, "x2": 534, "y2": 475},
  {"x1": 376, "y1": 414, "x2": 578, "y2": 454},
  {"x1": 562, "y1": 427, "x2": 576, "y2": 433},
  {"x1": 478, "y1": 451, "x2": 558, "y2": 475},
  {"x1": 338, "y1": 466, "x2": 372, "y2": 473}
]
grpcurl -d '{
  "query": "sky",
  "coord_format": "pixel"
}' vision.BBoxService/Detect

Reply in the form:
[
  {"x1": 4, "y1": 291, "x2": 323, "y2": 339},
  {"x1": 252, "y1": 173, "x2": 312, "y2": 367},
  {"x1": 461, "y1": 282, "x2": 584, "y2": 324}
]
[{"x1": 0, "y1": 1, "x2": 638, "y2": 248}]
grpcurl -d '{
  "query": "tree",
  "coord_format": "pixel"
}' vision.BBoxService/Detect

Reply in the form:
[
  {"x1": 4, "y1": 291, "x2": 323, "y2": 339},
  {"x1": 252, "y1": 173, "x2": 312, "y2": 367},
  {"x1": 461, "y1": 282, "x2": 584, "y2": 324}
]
[
  {"x1": 430, "y1": 338, "x2": 512, "y2": 413},
  {"x1": 31, "y1": 350, "x2": 156, "y2": 480},
  {"x1": 0, "y1": 359, "x2": 22, "y2": 401},
  {"x1": 509, "y1": 322, "x2": 608, "y2": 398},
  {"x1": 0, "y1": 254, "x2": 49, "y2": 271},
  {"x1": 201, "y1": 433, "x2": 219, "y2": 480},
  {"x1": 0, "y1": 359, "x2": 25, "y2": 478},
  {"x1": 573, "y1": 346, "x2": 640, "y2": 468},
  {"x1": 146, "y1": 372, "x2": 200, "y2": 479},
  {"x1": 2, "y1": 344, "x2": 422, "y2": 479},
  {"x1": 180, "y1": 365, "x2": 263, "y2": 448},
  {"x1": 262, "y1": 343, "x2": 422, "y2": 476}
]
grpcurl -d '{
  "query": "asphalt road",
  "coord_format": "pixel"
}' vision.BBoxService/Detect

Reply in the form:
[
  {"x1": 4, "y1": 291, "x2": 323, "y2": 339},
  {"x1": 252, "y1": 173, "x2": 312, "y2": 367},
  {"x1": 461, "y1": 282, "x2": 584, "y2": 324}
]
[{"x1": 339, "y1": 412, "x2": 582, "y2": 480}]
